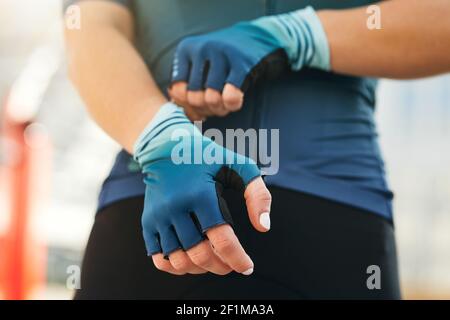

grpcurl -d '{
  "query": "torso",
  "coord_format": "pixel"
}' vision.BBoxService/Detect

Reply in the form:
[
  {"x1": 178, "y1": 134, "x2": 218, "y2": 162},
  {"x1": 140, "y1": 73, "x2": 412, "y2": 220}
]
[{"x1": 100, "y1": 0, "x2": 393, "y2": 220}]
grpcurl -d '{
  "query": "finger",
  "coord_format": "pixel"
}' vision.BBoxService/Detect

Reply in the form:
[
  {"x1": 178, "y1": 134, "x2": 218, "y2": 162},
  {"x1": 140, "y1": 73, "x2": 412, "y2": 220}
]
[
  {"x1": 142, "y1": 230, "x2": 162, "y2": 256},
  {"x1": 171, "y1": 45, "x2": 190, "y2": 83},
  {"x1": 244, "y1": 177, "x2": 272, "y2": 232},
  {"x1": 183, "y1": 105, "x2": 206, "y2": 122},
  {"x1": 188, "y1": 58, "x2": 207, "y2": 91},
  {"x1": 226, "y1": 62, "x2": 250, "y2": 92},
  {"x1": 206, "y1": 224, "x2": 254, "y2": 275},
  {"x1": 205, "y1": 55, "x2": 228, "y2": 92},
  {"x1": 187, "y1": 90, "x2": 206, "y2": 108},
  {"x1": 159, "y1": 227, "x2": 182, "y2": 257},
  {"x1": 169, "y1": 82, "x2": 188, "y2": 105},
  {"x1": 169, "y1": 249, "x2": 207, "y2": 274},
  {"x1": 152, "y1": 253, "x2": 186, "y2": 275},
  {"x1": 204, "y1": 88, "x2": 228, "y2": 117},
  {"x1": 186, "y1": 240, "x2": 232, "y2": 275},
  {"x1": 168, "y1": 96, "x2": 206, "y2": 121},
  {"x1": 222, "y1": 83, "x2": 244, "y2": 112},
  {"x1": 204, "y1": 88, "x2": 223, "y2": 109},
  {"x1": 190, "y1": 188, "x2": 252, "y2": 275}
]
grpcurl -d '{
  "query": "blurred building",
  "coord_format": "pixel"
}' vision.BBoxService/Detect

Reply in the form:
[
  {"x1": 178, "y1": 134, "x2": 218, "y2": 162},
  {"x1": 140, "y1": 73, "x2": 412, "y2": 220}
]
[{"x1": 377, "y1": 77, "x2": 450, "y2": 298}]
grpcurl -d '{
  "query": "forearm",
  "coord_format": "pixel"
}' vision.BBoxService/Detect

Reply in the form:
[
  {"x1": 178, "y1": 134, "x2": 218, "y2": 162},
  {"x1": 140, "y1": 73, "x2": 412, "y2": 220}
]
[
  {"x1": 319, "y1": 0, "x2": 450, "y2": 79},
  {"x1": 64, "y1": 2, "x2": 166, "y2": 153}
]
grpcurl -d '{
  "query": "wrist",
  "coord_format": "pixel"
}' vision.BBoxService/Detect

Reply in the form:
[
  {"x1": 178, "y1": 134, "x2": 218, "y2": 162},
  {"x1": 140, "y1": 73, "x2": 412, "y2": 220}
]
[{"x1": 119, "y1": 96, "x2": 167, "y2": 153}]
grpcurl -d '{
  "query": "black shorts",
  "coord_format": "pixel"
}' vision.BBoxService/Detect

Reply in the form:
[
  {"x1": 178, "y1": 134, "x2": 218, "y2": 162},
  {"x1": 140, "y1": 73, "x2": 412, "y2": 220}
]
[{"x1": 74, "y1": 186, "x2": 401, "y2": 299}]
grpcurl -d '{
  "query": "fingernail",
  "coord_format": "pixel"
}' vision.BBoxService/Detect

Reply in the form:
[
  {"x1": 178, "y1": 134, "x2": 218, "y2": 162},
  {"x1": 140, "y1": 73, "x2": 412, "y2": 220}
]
[
  {"x1": 242, "y1": 268, "x2": 254, "y2": 276},
  {"x1": 259, "y1": 212, "x2": 271, "y2": 230}
]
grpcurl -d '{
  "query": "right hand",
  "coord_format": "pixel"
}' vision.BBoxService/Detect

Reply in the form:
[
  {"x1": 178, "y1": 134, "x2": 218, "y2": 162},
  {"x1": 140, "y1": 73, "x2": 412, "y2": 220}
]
[{"x1": 134, "y1": 102, "x2": 272, "y2": 275}]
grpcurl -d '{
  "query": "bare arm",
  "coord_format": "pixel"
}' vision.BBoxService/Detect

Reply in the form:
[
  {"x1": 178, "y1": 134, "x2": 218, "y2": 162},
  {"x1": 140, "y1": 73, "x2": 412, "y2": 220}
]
[
  {"x1": 64, "y1": 0, "x2": 166, "y2": 153},
  {"x1": 320, "y1": 0, "x2": 450, "y2": 79},
  {"x1": 64, "y1": 0, "x2": 273, "y2": 277}
]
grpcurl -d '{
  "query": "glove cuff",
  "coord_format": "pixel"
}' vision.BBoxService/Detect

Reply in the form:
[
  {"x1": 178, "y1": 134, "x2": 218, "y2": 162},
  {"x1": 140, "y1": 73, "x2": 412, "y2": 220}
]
[{"x1": 133, "y1": 102, "x2": 194, "y2": 164}]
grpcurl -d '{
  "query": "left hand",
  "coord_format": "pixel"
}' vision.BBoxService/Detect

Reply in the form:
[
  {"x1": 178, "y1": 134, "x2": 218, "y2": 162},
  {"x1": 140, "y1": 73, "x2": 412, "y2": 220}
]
[{"x1": 134, "y1": 102, "x2": 272, "y2": 276}]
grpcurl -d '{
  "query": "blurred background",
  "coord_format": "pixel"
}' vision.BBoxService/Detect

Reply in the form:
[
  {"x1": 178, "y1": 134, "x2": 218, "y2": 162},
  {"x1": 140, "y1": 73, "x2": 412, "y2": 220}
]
[{"x1": 0, "y1": 0, "x2": 449, "y2": 300}]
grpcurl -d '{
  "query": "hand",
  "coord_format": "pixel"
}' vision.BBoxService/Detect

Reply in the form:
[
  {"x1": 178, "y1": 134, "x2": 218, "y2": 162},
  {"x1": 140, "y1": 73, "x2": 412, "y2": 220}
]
[
  {"x1": 169, "y1": 6, "x2": 330, "y2": 119},
  {"x1": 169, "y1": 83, "x2": 244, "y2": 121},
  {"x1": 134, "y1": 102, "x2": 272, "y2": 275}
]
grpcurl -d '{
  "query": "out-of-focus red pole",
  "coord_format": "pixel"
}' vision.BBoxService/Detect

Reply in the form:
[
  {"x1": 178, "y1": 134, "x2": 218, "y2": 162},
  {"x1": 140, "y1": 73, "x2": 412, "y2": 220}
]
[
  {"x1": 5, "y1": 120, "x2": 31, "y2": 300},
  {"x1": 0, "y1": 115, "x2": 49, "y2": 300},
  {"x1": 0, "y1": 46, "x2": 56, "y2": 300}
]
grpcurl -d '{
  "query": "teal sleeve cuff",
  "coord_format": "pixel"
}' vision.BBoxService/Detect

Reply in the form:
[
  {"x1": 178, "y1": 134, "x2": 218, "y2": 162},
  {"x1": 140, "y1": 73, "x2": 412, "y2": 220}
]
[
  {"x1": 133, "y1": 102, "x2": 196, "y2": 162},
  {"x1": 293, "y1": 7, "x2": 330, "y2": 71},
  {"x1": 251, "y1": 6, "x2": 330, "y2": 71},
  {"x1": 133, "y1": 102, "x2": 180, "y2": 156}
]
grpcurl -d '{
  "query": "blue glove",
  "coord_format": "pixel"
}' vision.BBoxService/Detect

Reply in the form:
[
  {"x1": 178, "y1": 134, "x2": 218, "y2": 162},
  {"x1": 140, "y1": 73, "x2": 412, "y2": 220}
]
[
  {"x1": 134, "y1": 102, "x2": 261, "y2": 256},
  {"x1": 171, "y1": 6, "x2": 330, "y2": 91}
]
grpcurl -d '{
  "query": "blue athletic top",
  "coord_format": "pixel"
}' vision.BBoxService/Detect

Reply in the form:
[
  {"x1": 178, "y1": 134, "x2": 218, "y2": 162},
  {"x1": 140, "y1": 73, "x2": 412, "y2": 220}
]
[{"x1": 66, "y1": 0, "x2": 393, "y2": 220}]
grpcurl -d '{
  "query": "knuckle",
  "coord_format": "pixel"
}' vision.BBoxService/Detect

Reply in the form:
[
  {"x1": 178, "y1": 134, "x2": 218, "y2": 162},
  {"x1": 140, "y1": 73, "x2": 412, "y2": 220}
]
[
  {"x1": 153, "y1": 260, "x2": 168, "y2": 272},
  {"x1": 205, "y1": 94, "x2": 221, "y2": 107},
  {"x1": 246, "y1": 181, "x2": 272, "y2": 202},
  {"x1": 171, "y1": 87, "x2": 187, "y2": 100},
  {"x1": 187, "y1": 95, "x2": 204, "y2": 107},
  {"x1": 223, "y1": 96, "x2": 242, "y2": 110},
  {"x1": 212, "y1": 235, "x2": 236, "y2": 255},
  {"x1": 171, "y1": 256, "x2": 190, "y2": 271},
  {"x1": 258, "y1": 189, "x2": 272, "y2": 202},
  {"x1": 190, "y1": 249, "x2": 212, "y2": 267}
]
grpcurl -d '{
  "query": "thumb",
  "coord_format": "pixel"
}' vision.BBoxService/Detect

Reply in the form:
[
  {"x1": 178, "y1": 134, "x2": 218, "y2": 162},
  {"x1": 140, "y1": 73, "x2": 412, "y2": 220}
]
[{"x1": 244, "y1": 177, "x2": 272, "y2": 232}]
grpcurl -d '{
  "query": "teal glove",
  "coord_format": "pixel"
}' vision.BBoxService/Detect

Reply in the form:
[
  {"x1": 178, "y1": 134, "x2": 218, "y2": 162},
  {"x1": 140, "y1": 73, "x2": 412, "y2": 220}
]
[
  {"x1": 134, "y1": 103, "x2": 261, "y2": 256},
  {"x1": 172, "y1": 6, "x2": 330, "y2": 91}
]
